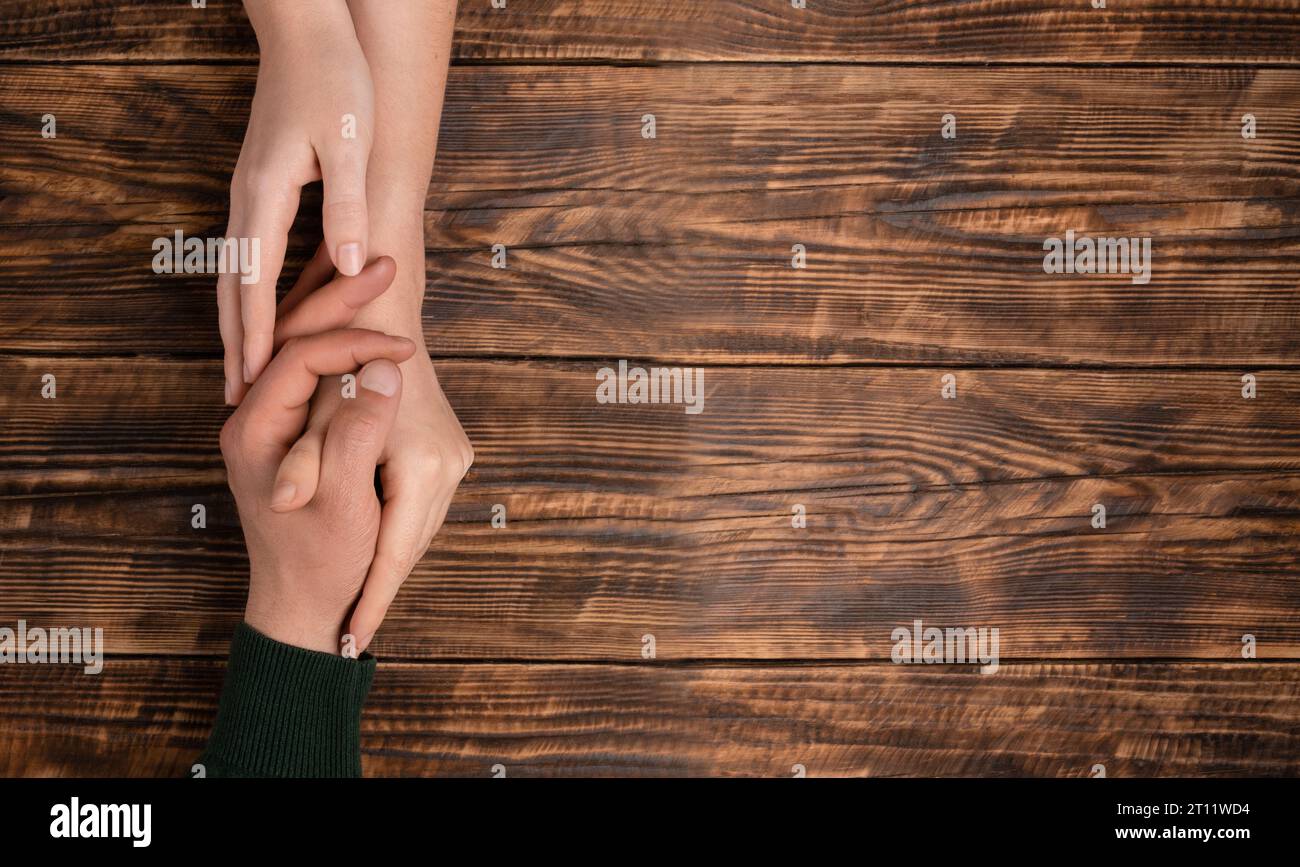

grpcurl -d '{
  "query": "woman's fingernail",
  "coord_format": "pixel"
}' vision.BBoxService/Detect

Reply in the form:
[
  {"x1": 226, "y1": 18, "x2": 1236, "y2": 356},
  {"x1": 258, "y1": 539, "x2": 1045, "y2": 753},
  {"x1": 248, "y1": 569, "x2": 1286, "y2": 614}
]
[
  {"x1": 337, "y1": 242, "x2": 363, "y2": 276},
  {"x1": 359, "y1": 361, "x2": 399, "y2": 396},
  {"x1": 357, "y1": 631, "x2": 375, "y2": 653},
  {"x1": 243, "y1": 361, "x2": 253, "y2": 384},
  {"x1": 270, "y1": 481, "x2": 297, "y2": 510},
  {"x1": 224, "y1": 379, "x2": 232, "y2": 405}
]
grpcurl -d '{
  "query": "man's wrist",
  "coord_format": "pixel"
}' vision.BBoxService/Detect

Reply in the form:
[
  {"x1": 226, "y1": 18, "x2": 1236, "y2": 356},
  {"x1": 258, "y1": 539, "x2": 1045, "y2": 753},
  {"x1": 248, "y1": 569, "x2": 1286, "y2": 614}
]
[{"x1": 244, "y1": 586, "x2": 345, "y2": 655}]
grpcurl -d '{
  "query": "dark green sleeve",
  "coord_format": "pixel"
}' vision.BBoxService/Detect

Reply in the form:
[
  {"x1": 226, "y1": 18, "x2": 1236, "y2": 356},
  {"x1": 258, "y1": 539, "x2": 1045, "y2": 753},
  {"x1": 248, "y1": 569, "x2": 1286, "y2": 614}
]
[{"x1": 198, "y1": 622, "x2": 376, "y2": 778}]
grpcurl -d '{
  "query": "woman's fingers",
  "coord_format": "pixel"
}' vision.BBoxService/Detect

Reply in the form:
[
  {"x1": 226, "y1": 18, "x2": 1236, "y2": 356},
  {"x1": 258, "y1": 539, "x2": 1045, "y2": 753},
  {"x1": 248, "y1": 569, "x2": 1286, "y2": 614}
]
[
  {"x1": 217, "y1": 265, "x2": 246, "y2": 406},
  {"x1": 224, "y1": 140, "x2": 374, "y2": 395},
  {"x1": 420, "y1": 489, "x2": 455, "y2": 557},
  {"x1": 238, "y1": 179, "x2": 302, "y2": 384},
  {"x1": 273, "y1": 256, "x2": 396, "y2": 352},
  {"x1": 218, "y1": 195, "x2": 247, "y2": 405},
  {"x1": 347, "y1": 462, "x2": 436, "y2": 652},
  {"x1": 319, "y1": 141, "x2": 371, "y2": 277}
]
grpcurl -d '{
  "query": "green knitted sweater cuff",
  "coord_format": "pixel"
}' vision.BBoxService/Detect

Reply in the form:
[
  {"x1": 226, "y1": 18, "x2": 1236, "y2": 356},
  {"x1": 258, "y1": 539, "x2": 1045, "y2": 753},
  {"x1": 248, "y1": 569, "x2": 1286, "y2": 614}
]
[{"x1": 198, "y1": 622, "x2": 376, "y2": 778}]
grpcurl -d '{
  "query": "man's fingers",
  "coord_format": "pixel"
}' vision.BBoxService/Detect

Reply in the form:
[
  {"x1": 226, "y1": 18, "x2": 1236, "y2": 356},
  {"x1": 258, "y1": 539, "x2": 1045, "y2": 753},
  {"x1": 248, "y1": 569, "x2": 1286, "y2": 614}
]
[
  {"x1": 235, "y1": 329, "x2": 415, "y2": 451},
  {"x1": 273, "y1": 256, "x2": 396, "y2": 351},
  {"x1": 250, "y1": 329, "x2": 414, "y2": 414},
  {"x1": 269, "y1": 423, "x2": 326, "y2": 512},
  {"x1": 276, "y1": 241, "x2": 336, "y2": 320},
  {"x1": 319, "y1": 144, "x2": 370, "y2": 277},
  {"x1": 319, "y1": 359, "x2": 403, "y2": 498},
  {"x1": 239, "y1": 182, "x2": 300, "y2": 384}
]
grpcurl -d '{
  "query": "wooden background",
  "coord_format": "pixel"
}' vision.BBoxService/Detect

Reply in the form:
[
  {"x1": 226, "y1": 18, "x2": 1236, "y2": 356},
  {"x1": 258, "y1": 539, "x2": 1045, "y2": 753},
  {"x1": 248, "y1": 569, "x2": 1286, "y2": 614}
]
[{"x1": 2, "y1": 0, "x2": 1299, "y2": 776}]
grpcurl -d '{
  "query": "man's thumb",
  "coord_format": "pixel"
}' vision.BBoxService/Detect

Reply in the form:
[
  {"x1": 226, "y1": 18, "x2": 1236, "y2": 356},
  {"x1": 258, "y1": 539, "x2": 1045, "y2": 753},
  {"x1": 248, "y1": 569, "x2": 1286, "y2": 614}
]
[{"x1": 319, "y1": 359, "x2": 402, "y2": 493}]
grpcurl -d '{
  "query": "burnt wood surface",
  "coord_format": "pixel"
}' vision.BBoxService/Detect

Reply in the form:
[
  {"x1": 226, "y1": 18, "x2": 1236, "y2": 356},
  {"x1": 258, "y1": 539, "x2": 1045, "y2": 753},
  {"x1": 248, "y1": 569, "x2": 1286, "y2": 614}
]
[{"x1": 0, "y1": 1, "x2": 1296, "y2": 776}]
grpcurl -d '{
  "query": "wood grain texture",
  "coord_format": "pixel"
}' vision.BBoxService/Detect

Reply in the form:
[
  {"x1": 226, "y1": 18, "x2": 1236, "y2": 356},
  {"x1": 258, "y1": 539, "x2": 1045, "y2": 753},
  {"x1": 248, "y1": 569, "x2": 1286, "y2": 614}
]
[
  {"x1": 2, "y1": 0, "x2": 1298, "y2": 780},
  {"x1": 1, "y1": 0, "x2": 1298, "y2": 64},
  {"x1": 3, "y1": 358, "x2": 1298, "y2": 658},
  {"x1": 2, "y1": 660, "x2": 1296, "y2": 777},
  {"x1": 2, "y1": 65, "x2": 1297, "y2": 363}
]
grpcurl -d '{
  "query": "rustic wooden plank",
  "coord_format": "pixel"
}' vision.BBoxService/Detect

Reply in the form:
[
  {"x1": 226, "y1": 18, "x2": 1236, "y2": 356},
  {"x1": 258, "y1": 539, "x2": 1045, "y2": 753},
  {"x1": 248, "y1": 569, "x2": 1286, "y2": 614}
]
[
  {"x1": 2, "y1": 65, "x2": 1298, "y2": 364},
  {"x1": 1, "y1": 660, "x2": 1295, "y2": 777},
  {"x1": 0, "y1": 0, "x2": 256, "y2": 61},
  {"x1": 2, "y1": 358, "x2": 1298, "y2": 658},
  {"x1": 1, "y1": 0, "x2": 1298, "y2": 64}
]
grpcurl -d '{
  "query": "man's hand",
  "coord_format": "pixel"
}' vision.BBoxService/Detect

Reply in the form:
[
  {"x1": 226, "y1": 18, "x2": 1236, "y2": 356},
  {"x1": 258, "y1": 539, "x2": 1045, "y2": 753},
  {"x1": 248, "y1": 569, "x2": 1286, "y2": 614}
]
[
  {"x1": 270, "y1": 244, "x2": 474, "y2": 654},
  {"x1": 221, "y1": 264, "x2": 415, "y2": 653},
  {"x1": 220, "y1": 0, "x2": 374, "y2": 403}
]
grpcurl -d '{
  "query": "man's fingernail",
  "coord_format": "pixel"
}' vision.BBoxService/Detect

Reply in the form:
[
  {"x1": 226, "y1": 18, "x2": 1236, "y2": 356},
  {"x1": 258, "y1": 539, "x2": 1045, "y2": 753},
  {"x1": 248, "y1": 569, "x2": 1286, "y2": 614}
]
[
  {"x1": 243, "y1": 361, "x2": 253, "y2": 384},
  {"x1": 359, "y1": 361, "x2": 399, "y2": 396},
  {"x1": 270, "y1": 481, "x2": 297, "y2": 510},
  {"x1": 337, "y1": 242, "x2": 363, "y2": 276}
]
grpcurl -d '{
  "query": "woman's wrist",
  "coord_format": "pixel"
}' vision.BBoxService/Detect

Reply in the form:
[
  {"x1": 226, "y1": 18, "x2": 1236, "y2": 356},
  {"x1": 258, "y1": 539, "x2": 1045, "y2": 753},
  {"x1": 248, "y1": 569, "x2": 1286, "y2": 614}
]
[
  {"x1": 351, "y1": 291, "x2": 426, "y2": 347},
  {"x1": 352, "y1": 210, "x2": 428, "y2": 342},
  {"x1": 244, "y1": 0, "x2": 357, "y2": 55}
]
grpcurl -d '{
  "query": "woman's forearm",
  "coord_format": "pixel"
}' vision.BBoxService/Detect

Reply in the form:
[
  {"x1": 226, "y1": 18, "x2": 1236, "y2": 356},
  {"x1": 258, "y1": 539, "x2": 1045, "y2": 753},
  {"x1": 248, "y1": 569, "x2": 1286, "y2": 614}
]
[
  {"x1": 244, "y1": 0, "x2": 357, "y2": 53},
  {"x1": 345, "y1": 0, "x2": 458, "y2": 342}
]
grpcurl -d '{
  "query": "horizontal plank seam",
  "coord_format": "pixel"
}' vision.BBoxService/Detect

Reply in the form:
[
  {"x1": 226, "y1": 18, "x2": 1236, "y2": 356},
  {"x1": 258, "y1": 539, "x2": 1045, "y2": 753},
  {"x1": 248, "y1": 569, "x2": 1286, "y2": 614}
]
[
  {"x1": 5, "y1": 351, "x2": 1300, "y2": 371},
  {"x1": 450, "y1": 59, "x2": 1300, "y2": 70},
  {"x1": 52, "y1": 654, "x2": 1300, "y2": 667},
  {"x1": 3, "y1": 59, "x2": 1300, "y2": 70}
]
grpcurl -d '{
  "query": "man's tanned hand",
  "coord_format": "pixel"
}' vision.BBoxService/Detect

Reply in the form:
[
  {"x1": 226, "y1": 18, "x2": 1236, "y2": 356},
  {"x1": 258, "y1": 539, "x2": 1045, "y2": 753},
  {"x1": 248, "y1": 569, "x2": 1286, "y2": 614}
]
[{"x1": 221, "y1": 260, "x2": 414, "y2": 654}]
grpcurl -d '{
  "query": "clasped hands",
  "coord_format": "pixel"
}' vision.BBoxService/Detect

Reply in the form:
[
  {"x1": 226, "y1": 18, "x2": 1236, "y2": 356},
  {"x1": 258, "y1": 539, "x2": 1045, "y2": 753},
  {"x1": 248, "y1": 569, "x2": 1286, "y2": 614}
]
[{"x1": 218, "y1": 0, "x2": 470, "y2": 656}]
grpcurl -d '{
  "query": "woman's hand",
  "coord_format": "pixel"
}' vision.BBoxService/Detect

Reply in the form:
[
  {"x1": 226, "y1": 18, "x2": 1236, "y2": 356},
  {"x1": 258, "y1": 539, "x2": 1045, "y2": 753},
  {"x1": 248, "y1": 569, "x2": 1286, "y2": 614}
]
[{"x1": 220, "y1": 0, "x2": 375, "y2": 404}]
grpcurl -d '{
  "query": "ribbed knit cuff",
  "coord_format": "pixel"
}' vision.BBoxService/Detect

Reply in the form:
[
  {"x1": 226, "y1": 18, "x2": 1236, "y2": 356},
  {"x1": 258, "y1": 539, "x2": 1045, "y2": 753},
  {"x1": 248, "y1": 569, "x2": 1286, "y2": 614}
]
[{"x1": 198, "y1": 622, "x2": 376, "y2": 778}]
